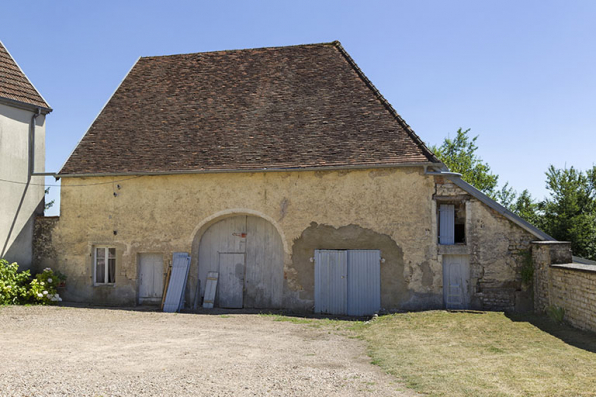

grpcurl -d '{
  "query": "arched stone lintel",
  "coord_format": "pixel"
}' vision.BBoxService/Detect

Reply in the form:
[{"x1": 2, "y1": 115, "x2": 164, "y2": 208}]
[{"x1": 189, "y1": 208, "x2": 290, "y2": 255}]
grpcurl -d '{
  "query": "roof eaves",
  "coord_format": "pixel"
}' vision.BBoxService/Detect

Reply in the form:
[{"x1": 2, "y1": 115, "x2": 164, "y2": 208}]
[
  {"x1": 444, "y1": 174, "x2": 555, "y2": 241},
  {"x1": 0, "y1": 96, "x2": 52, "y2": 114},
  {"x1": 332, "y1": 41, "x2": 441, "y2": 164},
  {"x1": 57, "y1": 162, "x2": 437, "y2": 179}
]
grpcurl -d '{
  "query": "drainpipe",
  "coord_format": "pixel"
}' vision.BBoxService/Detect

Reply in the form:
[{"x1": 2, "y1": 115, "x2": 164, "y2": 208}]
[
  {"x1": 28, "y1": 108, "x2": 57, "y2": 178},
  {"x1": 28, "y1": 108, "x2": 41, "y2": 181}
]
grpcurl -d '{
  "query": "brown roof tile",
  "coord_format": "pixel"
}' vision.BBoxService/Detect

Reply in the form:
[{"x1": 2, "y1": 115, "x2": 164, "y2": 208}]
[
  {"x1": 60, "y1": 41, "x2": 438, "y2": 175},
  {"x1": 0, "y1": 40, "x2": 50, "y2": 110}
]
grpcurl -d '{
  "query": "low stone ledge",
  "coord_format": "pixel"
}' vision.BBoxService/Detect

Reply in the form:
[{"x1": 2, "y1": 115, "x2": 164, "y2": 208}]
[{"x1": 551, "y1": 263, "x2": 596, "y2": 273}]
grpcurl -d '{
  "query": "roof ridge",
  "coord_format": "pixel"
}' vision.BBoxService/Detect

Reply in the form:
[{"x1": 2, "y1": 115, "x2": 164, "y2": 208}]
[
  {"x1": 140, "y1": 41, "x2": 338, "y2": 59},
  {"x1": 332, "y1": 41, "x2": 440, "y2": 164}
]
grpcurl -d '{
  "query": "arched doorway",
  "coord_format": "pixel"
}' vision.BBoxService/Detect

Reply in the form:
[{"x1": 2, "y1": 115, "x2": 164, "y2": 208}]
[{"x1": 197, "y1": 215, "x2": 284, "y2": 309}]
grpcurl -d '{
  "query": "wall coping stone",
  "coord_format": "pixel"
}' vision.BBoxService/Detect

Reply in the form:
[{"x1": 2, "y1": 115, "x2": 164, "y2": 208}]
[
  {"x1": 551, "y1": 263, "x2": 596, "y2": 274},
  {"x1": 531, "y1": 241, "x2": 571, "y2": 245}
]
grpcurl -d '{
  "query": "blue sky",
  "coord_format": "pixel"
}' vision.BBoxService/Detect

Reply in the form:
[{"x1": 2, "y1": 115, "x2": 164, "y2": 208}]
[{"x1": 2, "y1": 1, "x2": 595, "y2": 216}]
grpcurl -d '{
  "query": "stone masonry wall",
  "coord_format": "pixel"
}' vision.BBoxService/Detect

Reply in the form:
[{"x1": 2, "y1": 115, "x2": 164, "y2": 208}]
[
  {"x1": 33, "y1": 216, "x2": 60, "y2": 274},
  {"x1": 532, "y1": 241, "x2": 596, "y2": 333},
  {"x1": 532, "y1": 242, "x2": 557, "y2": 312},
  {"x1": 550, "y1": 265, "x2": 596, "y2": 332},
  {"x1": 435, "y1": 177, "x2": 535, "y2": 312}
]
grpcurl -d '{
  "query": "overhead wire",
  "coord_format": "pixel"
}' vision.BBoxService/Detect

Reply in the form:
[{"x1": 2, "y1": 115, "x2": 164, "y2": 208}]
[{"x1": 0, "y1": 176, "x2": 143, "y2": 187}]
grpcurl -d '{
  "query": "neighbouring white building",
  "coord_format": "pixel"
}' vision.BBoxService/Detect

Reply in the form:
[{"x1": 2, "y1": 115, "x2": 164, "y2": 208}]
[{"x1": 0, "y1": 40, "x2": 52, "y2": 269}]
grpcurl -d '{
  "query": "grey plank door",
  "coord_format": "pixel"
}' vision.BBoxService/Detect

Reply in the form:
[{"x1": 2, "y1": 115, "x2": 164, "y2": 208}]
[
  {"x1": 347, "y1": 250, "x2": 381, "y2": 316},
  {"x1": 198, "y1": 216, "x2": 247, "y2": 306},
  {"x1": 138, "y1": 253, "x2": 164, "y2": 305},
  {"x1": 202, "y1": 271, "x2": 219, "y2": 309},
  {"x1": 218, "y1": 253, "x2": 245, "y2": 308},
  {"x1": 315, "y1": 250, "x2": 348, "y2": 315},
  {"x1": 244, "y1": 216, "x2": 284, "y2": 308},
  {"x1": 443, "y1": 255, "x2": 470, "y2": 309},
  {"x1": 439, "y1": 204, "x2": 455, "y2": 245}
]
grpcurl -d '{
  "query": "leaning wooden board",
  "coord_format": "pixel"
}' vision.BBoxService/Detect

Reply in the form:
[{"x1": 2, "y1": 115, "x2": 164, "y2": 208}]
[
  {"x1": 162, "y1": 252, "x2": 191, "y2": 313},
  {"x1": 202, "y1": 271, "x2": 219, "y2": 309},
  {"x1": 160, "y1": 264, "x2": 172, "y2": 311}
]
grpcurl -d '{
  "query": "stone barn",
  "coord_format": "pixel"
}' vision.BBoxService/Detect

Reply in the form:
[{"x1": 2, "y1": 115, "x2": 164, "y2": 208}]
[{"x1": 38, "y1": 41, "x2": 553, "y2": 314}]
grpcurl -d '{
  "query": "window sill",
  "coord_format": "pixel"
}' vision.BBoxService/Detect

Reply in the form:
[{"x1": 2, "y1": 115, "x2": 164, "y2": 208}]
[
  {"x1": 438, "y1": 244, "x2": 471, "y2": 255},
  {"x1": 93, "y1": 283, "x2": 116, "y2": 287}
]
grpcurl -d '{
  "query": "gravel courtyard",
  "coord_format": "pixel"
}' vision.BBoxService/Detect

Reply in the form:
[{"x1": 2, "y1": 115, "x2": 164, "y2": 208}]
[{"x1": 0, "y1": 306, "x2": 412, "y2": 396}]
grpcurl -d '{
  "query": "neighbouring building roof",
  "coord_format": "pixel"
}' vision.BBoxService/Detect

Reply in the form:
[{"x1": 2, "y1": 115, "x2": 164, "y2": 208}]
[
  {"x1": 0, "y1": 40, "x2": 51, "y2": 111},
  {"x1": 60, "y1": 41, "x2": 440, "y2": 176}
]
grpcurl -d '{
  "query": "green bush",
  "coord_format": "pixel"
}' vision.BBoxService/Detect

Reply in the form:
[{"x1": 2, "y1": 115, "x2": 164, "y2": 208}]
[
  {"x1": 0, "y1": 259, "x2": 30, "y2": 304},
  {"x1": 0, "y1": 259, "x2": 64, "y2": 305},
  {"x1": 546, "y1": 305, "x2": 565, "y2": 323},
  {"x1": 519, "y1": 250, "x2": 534, "y2": 286}
]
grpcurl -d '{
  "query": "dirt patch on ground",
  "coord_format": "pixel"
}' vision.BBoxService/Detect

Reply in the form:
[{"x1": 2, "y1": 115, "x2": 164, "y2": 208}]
[{"x1": 0, "y1": 306, "x2": 413, "y2": 396}]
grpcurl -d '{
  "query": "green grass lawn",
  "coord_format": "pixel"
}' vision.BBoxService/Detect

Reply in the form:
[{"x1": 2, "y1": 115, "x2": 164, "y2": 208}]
[{"x1": 263, "y1": 311, "x2": 596, "y2": 396}]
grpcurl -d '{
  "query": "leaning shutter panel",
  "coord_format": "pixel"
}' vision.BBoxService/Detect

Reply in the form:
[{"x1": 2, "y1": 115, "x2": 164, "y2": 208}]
[
  {"x1": 163, "y1": 252, "x2": 191, "y2": 313},
  {"x1": 439, "y1": 204, "x2": 455, "y2": 245}
]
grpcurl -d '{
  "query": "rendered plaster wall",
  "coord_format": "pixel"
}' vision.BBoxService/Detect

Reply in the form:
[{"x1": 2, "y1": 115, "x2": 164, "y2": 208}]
[
  {"x1": 47, "y1": 167, "x2": 445, "y2": 308},
  {"x1": 434, "y1": 178, "x2": 536, "y2": 311},
  {"x1": 0, "y1": 103, "x2": 46, "y2": 269},
  {"x1": 45, "y1": 169, "x2": 536, "y2": 311}
]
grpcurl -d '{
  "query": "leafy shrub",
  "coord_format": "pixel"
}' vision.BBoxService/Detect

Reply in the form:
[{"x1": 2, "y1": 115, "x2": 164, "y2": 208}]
[
  {"x1": 30, "y1": 268, "x2": 64, "y2": 304},
  {"x1": 546, "y1": 305, "x2": 565, "y2": 323},
  {"x1": 519, "y1": 250, "x2": 534, "y2": 286},
  {"x1": 0, "y1": 259, "x2": 64, "y2": 305},
  {"x1": 0, "y1": 259, "x2": 31, "y2": 304}
]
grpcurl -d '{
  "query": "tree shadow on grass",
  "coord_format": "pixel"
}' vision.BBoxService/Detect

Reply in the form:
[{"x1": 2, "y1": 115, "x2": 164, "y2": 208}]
[{"x1": 506, "y1": 312, "x2": 596, "y2": 354}]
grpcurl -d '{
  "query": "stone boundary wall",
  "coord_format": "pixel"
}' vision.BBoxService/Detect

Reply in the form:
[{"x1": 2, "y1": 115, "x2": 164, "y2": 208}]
[
  {"x1": 33, "y1": 216, "x2": 59, "y2": 273},
  {"x1": 532, "y1": 241, "x2": 596, "y2": 333},
  {"x1": 550, "y1": 264, "x2": 596, "y2": 332}
]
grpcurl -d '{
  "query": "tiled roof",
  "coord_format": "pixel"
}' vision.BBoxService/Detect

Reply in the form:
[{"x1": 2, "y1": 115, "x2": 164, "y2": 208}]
[
  {"x1": 0, "y1": 40, "x2": 50, "y2": 110},
  {"x1": 60, "y1": 41, "x2": 439, "y2": 175}
]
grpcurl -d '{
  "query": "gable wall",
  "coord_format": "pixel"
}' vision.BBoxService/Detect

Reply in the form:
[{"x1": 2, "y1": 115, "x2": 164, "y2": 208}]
[
  {"x1": 434, "y1": 178, "x2": 535, "y2": 311},
  {"x1": 45, "y1": 168, "x2": 535, "y2": 311},
  {"x1": 0, "y1": 103, "x2": 46, "y2": 268}
]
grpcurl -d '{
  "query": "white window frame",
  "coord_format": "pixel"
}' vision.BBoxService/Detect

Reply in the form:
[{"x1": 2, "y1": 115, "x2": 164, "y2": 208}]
[{"x1": 94, "y1": 246, "x2": 116, "y2": 286}]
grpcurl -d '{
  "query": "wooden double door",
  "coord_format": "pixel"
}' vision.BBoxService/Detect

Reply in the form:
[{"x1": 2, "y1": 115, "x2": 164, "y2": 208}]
[{"x1": 198, "y1": 215, "x2": 284, "y2": 309}]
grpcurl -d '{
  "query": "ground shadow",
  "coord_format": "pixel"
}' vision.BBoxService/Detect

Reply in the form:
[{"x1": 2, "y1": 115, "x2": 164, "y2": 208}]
[
  {"x1": 506, "y1": 312, "x2": 596, "y2": 354},
  {"x1": 57, "y1": 302, "x2": 368, "y2": 321},
  {"x1": 186, "y1": 307, "x2": 368, "y2": 321}
]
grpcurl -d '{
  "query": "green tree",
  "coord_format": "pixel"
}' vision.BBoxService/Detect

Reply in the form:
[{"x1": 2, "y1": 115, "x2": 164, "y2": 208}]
[
  {"x1": 44, "y1": 187, "x2": 54, "y2": 212},
  {"x1": 432, "y1": 128, "x2": 499, "y2": 198},
  {"x1": 509, "y1": 189, "x2": 541, "y2": 226},
  {"x1": 541, "y1": 165, "x2": 596, "y2": 259},
  {"x1": 433, "y1": 129, "x2": 596, "y2": 259}
]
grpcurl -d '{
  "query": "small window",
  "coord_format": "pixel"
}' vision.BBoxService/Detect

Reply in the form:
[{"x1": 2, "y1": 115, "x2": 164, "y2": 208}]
[
  {"x1": 438, "y1": 202, "x2": 466, "y2": 245},
  {"x1": 94, "y1": 247, "x2": 116, "y2": 284}
]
